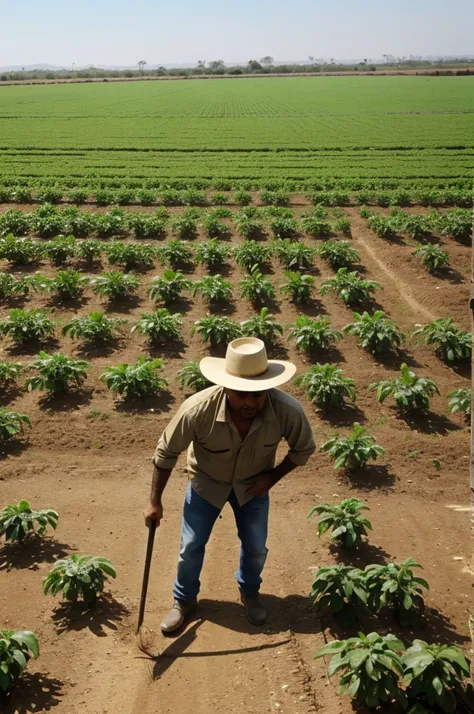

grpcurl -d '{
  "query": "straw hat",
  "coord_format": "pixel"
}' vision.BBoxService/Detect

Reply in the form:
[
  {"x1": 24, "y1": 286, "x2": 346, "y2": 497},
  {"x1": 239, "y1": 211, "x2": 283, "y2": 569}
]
[{"x1": 199, "y1": 337, "x2": 296, "y2": 391}]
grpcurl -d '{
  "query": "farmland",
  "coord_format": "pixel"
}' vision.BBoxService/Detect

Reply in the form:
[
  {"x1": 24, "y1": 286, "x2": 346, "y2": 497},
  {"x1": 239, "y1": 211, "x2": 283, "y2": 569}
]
[{"x1": 0, "y1": 76, "x2": 473, "y2": 714}]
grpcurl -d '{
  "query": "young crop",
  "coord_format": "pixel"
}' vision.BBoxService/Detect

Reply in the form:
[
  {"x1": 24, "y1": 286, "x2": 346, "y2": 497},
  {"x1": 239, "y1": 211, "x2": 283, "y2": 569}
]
[
  {"x1": 0, "y1": 209, "x2": 31, "y2": 237},
  {"x1": 0, "y1": 309, "x2": 55, "y2": 344},
  {"x1": 62, "y1": 207, "x2": 96, "y2": 237},
  {"x1": 370, "y1": 363, "x2": 440, "y2": 413},
  {"x1": 287, "y1": 315, "x2": 342, "y2": 353},
  {"x1": 91, "y1": 271, "x2": 140, "y2": 301},
  {"x1": 177, "y1": 362, "x2": 213, "y2": 393},
  {"x1": 208, "y1": 206, "x2": 232, "y2": 219},
  {"x1": 44, "y1": 235, "x2": 77, "y2": 265},
  {"x1": 191, "y1": 315, "x2": 242, "y2": 346},
  {"x1": 115, "y1": 188, "x2": 135, "y2": 206},
  {"x1": 280, "y1": 271, "x2": 314, "y2": 303},
  {"x1": 95, "y1": 208, "x2": 126, "y2": 237},
  {"x1": 0, "y1": 408, "x2": 32, "y2": 442},
  {"x1": 94, "y1": 188, "x2": 116, "y2": 205},
  {"x1": 272, "y1": 239, "x2": 315, "y2": 269},
  {"x1": 238, "y1": 265, "x2": 275, "y2": 302},
  {"x1": 366, "y1": 213, "x2": 398, "y2": 239},
  {"x1": 234, "y1": 213, "x2": 266, "y2": 240},
  {"x1": 0, "y1": 500, "x2": 58, "y2": 542},
  {"x1": 128, "y1": 212, "x2": 167, "y2": 239},
  {"x1": 181, "y1": 188, "x2": 206, "y2": 206},
  {"x1": 320, "y1": 423, "x2": 386, "y2": 471},
  {"x1": 131, "y1": 309, "x2": 182, "y2": 343},
  {"x1": 195, "y1": 239, "x2": 231, "y2": 269},
  {"x1": 300, "y1": 212, "x2": 332, "y2": 238},
  {"x1": 191, "y1": 274, "x2": 233, "y2": 304},
  {"x1": 158, "y1": 240, "x2": 194, "y2": 269},
  {"x1": 0, "y1": 235, "x2": 44, "y2": 265},
  {"x1": 45, "y1": 270, "x2": 90, "y2": 299},
  {"x1": 295, "y1": 364, "x2": 356, "y2": 409},
  {"x1": 365, "y1": 558, "x2": 429, "y2": 626},
  {"x1": 233, "y1": 241, "x2": 272, "y2": 271},
  {"x1": 202, "y1": 214, "x2": 231, "y2": 240},
  {"x1": 332, "y1": 217, "x2": 352, "y2": 236},
  {"x1": 234, "y1": 190, "x2": 252, "y2": 206},
  {"x1": 0, "y1": 361, "x2": 23, "y2": 387},
  {"x1": 310, "y1": 565, "x2": 372, "y2": 625},
  {"x1": 62, "y1": 312, "x2": 126, "y2": 344},
  {"x1": 0, "y1": 630, "x2": 40, "y2": 694},
  {"x1": 0, "y1": 272, "x2": 24, "y2": 300},
  {"x1": 314, "y1": 633, "x2": 406, "y2": 709},
  {"x1": 106, "y1": 242, "x2": 156, "y2": 270},
  {"x1": 343, "y1": 310, "x2": 403, "y2": 355},
  {"x1": 260, "y1": 190, "x2": 289, "y2": 206},
  {"x1": 148, "y1": 269, "x2": 192, "y2": 304},
  {"x1": 318, "y1": 240, "x2": 360, "y2": 270},
  {"x1": 37, "y1": 185, "x2": 63, "y2": 203},
  {"x1": 434, "y1": 208, "x2": 472, "y2": 242},
  {"x1": 211, "y1": 192, "x2": 227, "y2": 205},
  {"x1": 402, "y1": 640, "x2": 473, "y2": 713},
  {"x1": 76, "y1": 239, "x2": 103, "y2": 264},
  {"x1": 171, "y1": 212, "x2": 199, "y2": 240},
  {"x1": 447, "y1": 388, "x2": 471, "y2": 416},
  {"x1": 270, "y1": 216, "x2": 298, "y2": 239},
  {"x1": 100, "y1": 356, "x2": 168, "y2": 398},
  {"x1": 307, "y1": 498, "x2": 372, "y2": 548},
  {"x1": 412, "y1": 318, "x2": 472, "y2": 363},
  {"x1": 240, "y1": 307, "x2": 283, "y2": 343},
  {"x1": 320, "y1": 268, "x2": 381, "y2": 305},
  {"x1": 413, "y1": 243, "x2": 449, "y2": 273},
  {"x1": 68, "y1": 187, "x2": 89, "y2": 204},
  {"x1": 26, "y1": 352, "x2": 89, "y2": 393},
  {"x1": 43, "y1": 554, "x2": 116, "y2": 605}
]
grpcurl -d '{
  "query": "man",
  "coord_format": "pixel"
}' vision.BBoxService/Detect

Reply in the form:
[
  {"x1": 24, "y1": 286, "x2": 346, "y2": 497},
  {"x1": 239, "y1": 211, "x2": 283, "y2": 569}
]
[{"x1": 144, "y1": 337, "x2": 316, "y2": 634}]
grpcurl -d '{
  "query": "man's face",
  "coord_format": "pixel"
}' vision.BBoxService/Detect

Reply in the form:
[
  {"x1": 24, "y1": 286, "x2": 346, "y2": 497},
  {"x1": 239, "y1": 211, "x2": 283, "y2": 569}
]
[{"x1": 225, "y1": 388, "x2": 268, "y2": 420}]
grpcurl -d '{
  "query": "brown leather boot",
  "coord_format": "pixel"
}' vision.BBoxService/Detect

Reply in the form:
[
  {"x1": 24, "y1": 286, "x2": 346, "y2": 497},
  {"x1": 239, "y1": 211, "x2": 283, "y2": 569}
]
[
  {"x1": 241, "y1": 593, "x2": 267, "y2": 626},
  {"x1": 160, "y1": 599, "x2": 197, "y2": 634}
]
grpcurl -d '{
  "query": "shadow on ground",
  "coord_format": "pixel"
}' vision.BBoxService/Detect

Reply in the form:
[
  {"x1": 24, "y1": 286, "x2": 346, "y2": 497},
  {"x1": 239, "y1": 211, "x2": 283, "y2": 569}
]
[{"x1": 51, "y1": 593, "x2": 130, "y2": 636}]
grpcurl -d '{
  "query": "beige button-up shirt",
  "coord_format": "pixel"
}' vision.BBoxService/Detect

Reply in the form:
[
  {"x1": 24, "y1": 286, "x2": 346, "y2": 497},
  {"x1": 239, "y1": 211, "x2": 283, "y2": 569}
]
[{"x1": 153, "y1": 385, "x2": 316, "y2": 509}]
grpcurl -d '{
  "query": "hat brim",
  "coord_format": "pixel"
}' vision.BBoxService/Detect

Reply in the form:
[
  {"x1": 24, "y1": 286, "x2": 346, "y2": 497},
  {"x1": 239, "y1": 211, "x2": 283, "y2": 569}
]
[{"x1": 199, "y1": 356, "x2": 296, "y2": 391}]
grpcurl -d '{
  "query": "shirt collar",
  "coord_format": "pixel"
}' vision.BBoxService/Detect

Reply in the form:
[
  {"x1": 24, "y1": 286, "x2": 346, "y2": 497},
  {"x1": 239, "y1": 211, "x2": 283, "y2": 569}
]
[{"x1": 215, "y1": 388, "x2": 276, "y2": 424}]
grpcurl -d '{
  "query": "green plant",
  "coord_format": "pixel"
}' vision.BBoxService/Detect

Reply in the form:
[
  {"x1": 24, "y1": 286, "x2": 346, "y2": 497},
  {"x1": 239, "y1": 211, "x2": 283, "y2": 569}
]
[
  {"x1": 37, "y1": 185, "x2": 63, "y2": 203},
  {"x1": 320, "y1": 268, "x2": 382, "y2": 305},
  {"x1": 371, "y1": 363, "x2": 440, "y2": 413},
  {"x1": 177, "y1": 362, "x2": 213, "y2": 393},
  {"x1": 413, "y1": 244, "x2": 449, "y2": 273},
  {"x1": 272, "y1": 239, "x2": 315, "y2": 269},
  {"x1": 238, "y1": 264, "x2": 275, "y2": 302},
  {"x1": 94, "y1": 188, "x2": 117, "y2": 205},
  {"x1": 300, "y1": 212, "x2": 332, "y2": 238},
  {"x1": 62, "y1": 312, "x2": 126, "y2": 344},
  {"x1": 320, "y1": 423, "x2": 386, "y2": 471},
  {"x1": 234, "y1": 213, "x2": 266, "y2": 240},
  {"x1": 95, "y1": 208, "x2": 126, "y2": 237},
  {"x1": 158, "y1": 240, "x2": 194, "y2": 268},
  {"x1": 287, "y1": 315, "x2": 342, "y2": 353},
  {"x1": 100, "y1": 356, "x2": 168, "y2": 398},
  {"x1": 0, "y1": 273, "x2": 25, "y2": 299},
  {"x1": 131, "y1": 308, "x2": 182, "y2": 343},
  {"x1": 45, "y1": 270, "x2": 89, "y2": 299},
  {"x1": 43, "y1": 554, "x2": 116, "y2": 605},
  {"x1": 280, "y1": 271, "x2": 314, "y2": 303},
  {"x1": 106, "y1": 242, "x2": 156, "y2": 270},
  {"x1": 332, "y1": 216, "x2": 352, "y2": 235},
  {"x1": 181, "y1": 188, "x2": 206, "y2": 206},
  {"x1": 0, "y1": 630, "x2": 40, "y2": 693},
  {"x1": 270, "y1": 216, "x2": 298, "y2": 239},
  {"x1": 411, "y1": 319, "x2": 472, "y2": 362},
  {"x1": 0, "y1": 500, "x2": 58, "y2": 542},
  {"x1": 148, "y1": 269, "x2": 192, "y2": 303},
  {"x1": 202, "y1": 214, "x2": 231, "y2": 240},
  {"x1": 127, "y1": 212, "x2": 167, "y2": 239},
  {"x1": 191, "y1": 315, "x2": 242, "y2": 345},
  {"x1": 295, "y1": 364, "x2": 356, "y2": 409},
  {"x1": 0, "y1": 408, "x2": 32, "y2": 442},
  {"x1": 62, "y1": 206, "x2": 96, "y2": 237},
  {"x1": 447, "y1": 388, "x2": 471, "y2": 416},
  {"x1": 76, "y1": 239, "x2": 103, "y2": 264},
  {"x1": 0, "y1": 210, "x2": 31, "y2": 236},
  {"x1": 314, "y1": 633, "x2": 406, "y2": 709},
  {"x1": 211, "y1": 192, "x2": 227, "y2": 205},
  {"x1": 171, "y1": 212, "x2": 199, "y2": 240},
  {"x1": 68, "y1": 187, "x2": 89, "y2": 203},
  {"x1": 0, "y1": 309, "x2": 55, "y2": 344},
  {"x1": 0, "y1": 235, "x2": 44, "y2": 265},
  {"x1": 91, "y1": 271, "x2": 140, "y2": 300},
  {"x1": 195, "y1": 239, "x2": 231, "y2": 269},
  {"x1": 402, "y1": 640, "x2": 473, "y2": 713},
  {"x1": 44, "y1": 235, "x2": 77, "y2": 265},
  {"x1": 365, "y1": 558, "x2": 429, "y2": 626},
  {"x1": 234, "y1": 190, "x2": 252, "y2": 206},
  {"x1": 403, "y1": 214, "x2": 432, "y2": 240},
  {"x1": 307, "y1": 498, "x2": 372, "y2": 548},
  {"x1": 233, "y1": 241, "x2": 271, "y2": 271},
  {"x1": 240, "y1": 307, "x2": 283, "y2": 342},
  {"x1": 26, "y1": 352, "x2": 89, "y2": 393},
  {"x1": 318, "y1": 240, "x2": 360, "y2": 270},
  {"x1": 191, "y1": 274, "x2": 233, "y2": 304},
  {"x1": 310, "y1": 565, "x2": 372, "y2": 625},
  {"x1": 343, "y1": 311, "x2": 403, "y2": 354},
  {"x1": 0, "y1": 361, "x2": 23, "y2": 387},
  {"x1": 260, "y1": 190, "x2": 289, "y2": 206}
]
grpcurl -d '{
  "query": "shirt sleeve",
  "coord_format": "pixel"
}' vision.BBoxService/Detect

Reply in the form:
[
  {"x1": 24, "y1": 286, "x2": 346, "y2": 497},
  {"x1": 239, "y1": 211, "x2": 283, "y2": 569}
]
[
  {"x1": 283, "y1": 404, "x2": 316, "y2": 466},
  {"x1": 153, "y1": 403, "x2": 197, "y2": 470}
]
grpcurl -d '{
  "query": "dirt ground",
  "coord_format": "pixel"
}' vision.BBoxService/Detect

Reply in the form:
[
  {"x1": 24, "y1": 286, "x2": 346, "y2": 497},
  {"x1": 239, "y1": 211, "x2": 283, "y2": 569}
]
[{"x1": 1, "y1": 203, "x2": 473, "y2": 714}]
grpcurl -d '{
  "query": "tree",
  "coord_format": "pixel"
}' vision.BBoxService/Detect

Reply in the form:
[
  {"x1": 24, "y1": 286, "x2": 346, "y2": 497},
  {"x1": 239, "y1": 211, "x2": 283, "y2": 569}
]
[
  {"x1": 197, "y1": 60, "x2": 206, "y2": 69},
  {"x1": 208, "y1": 60, "x2": 225, "y2": 72},
  {"x1": 138, "y1": 60, "x2": 146, "y2": 74},
  {"x1": 248, "y1": 60, "x2": 263, "y2": 72},
  {"x1": 260, "y1": 56, "x2": 274, "y2": 67},
  {"x1": 309, "y1": 56, "x2": 314, "y2": 63}
]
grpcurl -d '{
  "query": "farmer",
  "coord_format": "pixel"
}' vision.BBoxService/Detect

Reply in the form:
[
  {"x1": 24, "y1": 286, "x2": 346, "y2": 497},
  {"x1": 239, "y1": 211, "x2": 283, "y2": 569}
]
[{"x1": 144, "y1": 337, "x2": 316, "y2": 633}]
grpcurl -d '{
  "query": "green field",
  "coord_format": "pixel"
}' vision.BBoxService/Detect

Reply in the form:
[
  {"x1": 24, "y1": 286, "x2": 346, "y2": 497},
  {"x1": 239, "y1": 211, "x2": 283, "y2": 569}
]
[{"x1": 1, "y1": 76, "x2": 474, "y2": 185}]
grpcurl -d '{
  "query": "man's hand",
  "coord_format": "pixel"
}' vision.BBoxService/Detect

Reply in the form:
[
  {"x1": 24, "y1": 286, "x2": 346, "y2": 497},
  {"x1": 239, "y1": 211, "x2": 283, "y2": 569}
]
[
  {"x1": 246, "y1": 472, "x2": 276, "y2": 497},
  {"x1": 144, "y1": 501, "x2": 163, "y2": 528}
]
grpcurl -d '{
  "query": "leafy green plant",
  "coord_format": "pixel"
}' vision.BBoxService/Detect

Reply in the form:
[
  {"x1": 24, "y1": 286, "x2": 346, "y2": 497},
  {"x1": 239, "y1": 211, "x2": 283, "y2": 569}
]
[
  {"x1": 300, "y1": 212, "x2": 332, "y2": 238},
  {"x1": 127, "y1": 212, "x2": 167, "y2": 239},
  {"x1": 191, "y1": 315, "x2": 242, "y2": 345},
  {"x1": 177, "y1": 362, "x2": 213, "y2": 393},
  {"x1": 433, "y1": 208, "x2": 472, "y2": 242},
  {"x1": 403, "y1": 214, "x2": 432, "y2": 240},
  {"x1": 148, "y1": 269, "x2": 192, "y2": 303},
  {"x1": 295, "y1": 364, "x2": 356, "y2": 409},
  {"x1": 45, "y1": 270, "x2": 89, "y2": 299},
  {"x1": 333, "y1": 217, "x2": 352, "y2": 236},
  {"x1": 202, "y1": 214, "x2": 231, "y2": 240},
  {"x1": 234, "y1": 190, "x2": 252, "y2": 206},
  {"x1": 0, "y1": 630, "x2": 40, "y2": 694},
  {"x1": 314, "y1": 632, "x2": 406, "y2": 709},
  {"x1": 365, "y1": 558, "x2": 429, "y2": 626},
  {"x1": 44, "y1": 235, "x2": 77, "y2": 265},
  {"x1": 272, "y1": 239, "x2": 315, "y2": 269},
  {"x1": 91, "y1": 271, "x2": 140, "y2": 301},
  {"x1": 411, "y1": 319, "x2": 472, "y2": 362},
  {"x1": 43, "y1": 554, "x2": 116, "y2": 605},
  {"x1": 26, "y1": 352, "x2": 89, "y2": 393},
  {"x1": 240, "y1": 307, "x2": 283, "y2": 342},
  {"x1": 195, "y1": 239, "x2": 231, "y2": 269},
  {"x1": 287, "y1": 315, "x2": 342, "y2": 353},
  {"x1": 234, "y1": 213, "x2": 266, "y2": 240},
  {"x1": 0, "y1": 273, "x2": 25, "y2": 300},
  {"x1": 0, "y1": 309, "x2": 55, "y2": 344},
  {"x1": 61, "y1": 206, "x2": 96, "y2": 237},
  {"x1": 68, "y1": 187, "x2": 89, "y2": 204},
  {"x1": 171, "y1": 212, "x2": 199, "y2": 240},
  {"x1": 320, "y1": 268, "x2": 382, "y2": 304},
  {"x1": 310, "y1": 565, "x2": 372, "y2": 625},
  {"x1": 37, "y1": 185, "x2": 63, "y2": 203},
  {"x1": 447, "y1": 388, "x2": 471, "y2": 416},
  {"x1": 106, "y1": 241, "x2": 156, "y2": 270},
  {"x1": 0, "y1": 361, "x2": 23, "y2": 387},
  {"x1": 158, "y1": 239, "x2": 194, "y2": 268},
  {"x1": 238, "y1": 264, "x2": 275, "y2": 302},
  {"x1": 260, "y1": 190, "x2": 289, "y2": 206},
  {"x1": 0, "y1": 500, "x2": 58, "y2": 542},
  {"x1": 0, "y1": 209, "x2": 32, "y2": 237},
  {"x1": 211, "y1": 192, "x2": 227, "y2": 206},
  {"x1": 233, "y1": 241, "x2": 271, "y2": 271},
  {"x1": 0, "y1": 408, "x2": 32, "y2": 442},
  {"x1": 371, "y1": 363, "x2": 440, "y2": 413},
  {"x1": 0, "y1": 235, "x2": 44, "y2": 265},
  {"x1": 131, "y1": 308, "x2": 182, "y2": 343},
  {"x1": 191, "y1": 274, "x2": 233, "y2": 304},
  {"x1": 318, "y1": 240, "x2": 360, "y2": 270},
  {"x1": 280, "y1": 271, "x2": 314, "y2": 303},
  {"x1": 413, "y1": 244, "x2": 449, "y2": 273},
  {"x1": 101, "y1": 356, "x2": 168, "y2": 398},
  {"x1": 270, "y1": 216, "x2": 298, "y2": 239},
  {"x1": 343, "y1": 311, "x2": 403, "y2": 354},
  {"x1": 181, "y1": 188, "x2": 206, "y2": 206},
  {"x1": 402, "y1": 640, "x2": 473, "y2": 713},
  {"x1": 320, "y1": 423, "x2": 386, "y2": 471},
  {"x1": 307, "y1": 498, "x2": 372, "y2": 548},
  {"x1": 76, "y1": 239, "x2": 103, "y2": 264},
  {"x1": 62, "y1": 312, "x2": 126, "y2": 344},
  {"x1": 95, "y1": 208, "x2": 126, "y2": 237}
]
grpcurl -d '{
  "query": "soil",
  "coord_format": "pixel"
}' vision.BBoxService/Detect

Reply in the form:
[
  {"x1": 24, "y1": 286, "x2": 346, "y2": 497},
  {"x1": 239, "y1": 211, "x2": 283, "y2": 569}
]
[{"x1": 1, "y1": 203, "x2": 473, "y2": 714}]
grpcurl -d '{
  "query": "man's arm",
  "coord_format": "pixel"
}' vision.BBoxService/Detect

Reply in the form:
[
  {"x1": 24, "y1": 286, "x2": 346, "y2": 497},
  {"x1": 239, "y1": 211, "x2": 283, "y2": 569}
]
[
  {"x1": 144, "y1": 465, "x2": 172, "y2": 526},
  {"x1": 247, "y1": 455, "x2": 297, "y2": 497}
]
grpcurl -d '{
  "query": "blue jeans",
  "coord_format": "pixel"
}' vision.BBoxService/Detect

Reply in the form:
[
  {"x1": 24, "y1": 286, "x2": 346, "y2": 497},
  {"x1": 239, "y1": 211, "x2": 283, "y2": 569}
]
[{"x1": 173, "y1": 483, "x2": 269, "y2": 601}]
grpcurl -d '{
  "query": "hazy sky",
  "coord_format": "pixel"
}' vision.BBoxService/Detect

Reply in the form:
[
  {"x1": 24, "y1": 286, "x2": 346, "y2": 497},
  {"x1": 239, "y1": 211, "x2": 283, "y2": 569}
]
[{"x1": 1, "y1": 0, "x2": 472, "y2": 67}]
